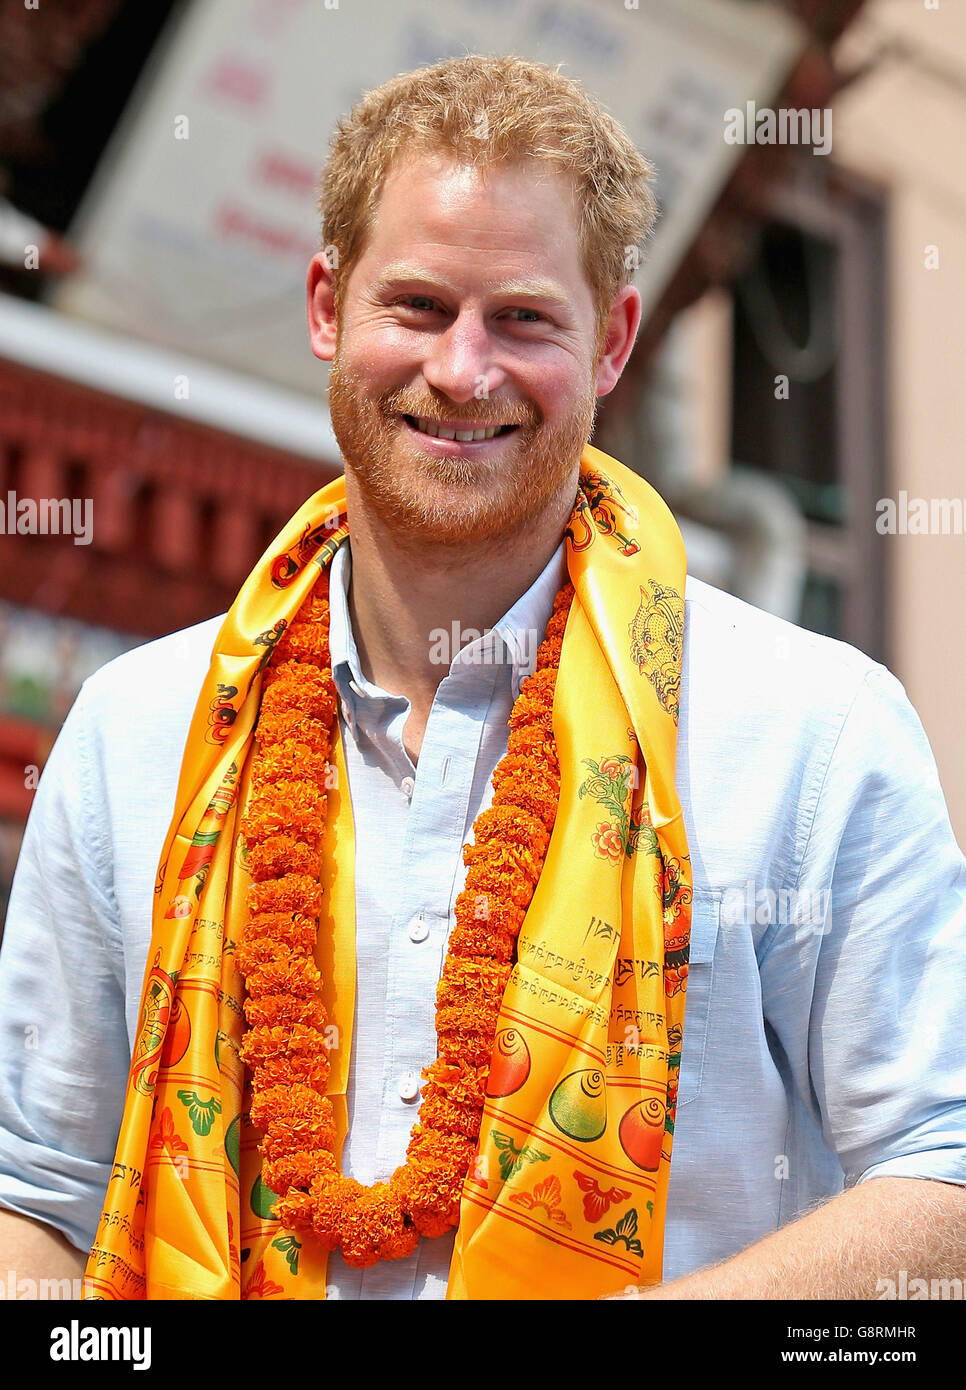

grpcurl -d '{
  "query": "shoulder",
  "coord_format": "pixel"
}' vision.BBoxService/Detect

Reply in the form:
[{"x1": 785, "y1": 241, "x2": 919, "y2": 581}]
[
  {"x1": 69, "y1": 615, "x2": 229, "y2": 771},
  {"x1": 677, "y1": 577, "x2": 898, "y2": 826},
  {"x1": 79, "y1": 614, "x2": 227, "y2": 715},
  {"x1": 674, "y1": 578, "x2": 943, "y2": 895},
  {"x1": 682, "y1": 574, "x2": 879, "y2": 728},
  {"x1": 683, "y1": 574, "x2": 872, "y2": 679}
]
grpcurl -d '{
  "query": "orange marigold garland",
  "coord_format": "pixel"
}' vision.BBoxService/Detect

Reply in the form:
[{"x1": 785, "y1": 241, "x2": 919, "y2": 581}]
[{"x1": 236, "y1": 563, "x2": 575, "y2": 1267}]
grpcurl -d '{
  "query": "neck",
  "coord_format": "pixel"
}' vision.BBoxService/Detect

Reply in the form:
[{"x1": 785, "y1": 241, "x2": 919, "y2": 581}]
[{"x1": 342, "y1": 472, "x2": 576, "y2": 714}]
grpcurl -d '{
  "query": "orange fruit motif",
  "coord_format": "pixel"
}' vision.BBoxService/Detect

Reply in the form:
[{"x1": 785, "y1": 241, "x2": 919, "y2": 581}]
[
  {"x1": 618, "y1": 1097, "x2": 665, "y2": 1171},
  {"x1": 485, "y1": 1028, "x2": 531, "y2": 1098}
]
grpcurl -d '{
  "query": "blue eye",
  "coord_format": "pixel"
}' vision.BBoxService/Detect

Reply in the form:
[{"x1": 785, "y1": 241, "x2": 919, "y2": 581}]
[{"x1": 393, "y1": 298, "x2": 545, "y2": 322}]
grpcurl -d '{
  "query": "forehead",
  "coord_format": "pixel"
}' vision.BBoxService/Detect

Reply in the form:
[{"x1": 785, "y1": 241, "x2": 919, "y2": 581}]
[{"x1": 361, "y1": 149, "x2": 585, "y2": 280}]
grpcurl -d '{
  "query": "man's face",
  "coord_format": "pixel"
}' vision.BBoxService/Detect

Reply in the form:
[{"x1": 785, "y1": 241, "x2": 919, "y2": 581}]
[{"x1": 319, "y1": 151, "x2": 617, "y2": 548}]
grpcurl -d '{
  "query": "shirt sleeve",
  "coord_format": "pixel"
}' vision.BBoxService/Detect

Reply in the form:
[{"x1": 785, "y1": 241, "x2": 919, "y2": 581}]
[
  {"x1": 759, "y1": 661, "x2": 966, "y2": 1191},
  {"x1": 0, "y1": 678, "x2": 130, "y2": 1252}
]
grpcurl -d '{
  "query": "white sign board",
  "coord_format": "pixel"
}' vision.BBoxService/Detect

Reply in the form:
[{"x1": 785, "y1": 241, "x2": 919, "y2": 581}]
[{"x1": 53, "y1": 0, "x2": 803, "y2": 398}]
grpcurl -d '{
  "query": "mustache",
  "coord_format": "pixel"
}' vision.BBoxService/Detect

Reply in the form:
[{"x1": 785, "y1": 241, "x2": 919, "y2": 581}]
[{"x1": 385, "y1": 395, "x2": 538, "y2": 429}]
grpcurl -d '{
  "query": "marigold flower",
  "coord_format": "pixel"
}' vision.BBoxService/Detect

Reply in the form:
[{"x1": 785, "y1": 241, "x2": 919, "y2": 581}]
[
  {"x1": 240, "y1": 910, "x2": 319, "y2": 952},
  {"x1": 252, "y1": 709, "x2": 330, "y2": 753},
  {"x1": 421, "y1": 1058, "x2": 489, "y2": 1108},
  {"x1": 259, "y1": 662, "x2": 334, "y2": 714},
  {"x1": 535, "y1": 633, "x2": 564, "y2": 668},
  {"x1": 272, "y1": 621, "x2": 330, "y2": 667},
  {"x1": 251, "y1": 744, "x2": 331, "y2": 788},
  {"x1": 245, "y1": 836, "x2": 323, "y2": 883},
  {"x1": 241, "y1": 798, "x2": 328, "y2": 849},
  {"x1": 452, "y1": 889, "x2": 525, "y2": 939},
  {"x1": 436, "y1": 1003, "x2": 503, "y2": 1053},
  {"x1": 242, "y1": 954, "x2": 322, "y2": 1000},
  {"x1": 445, "y1": 917, "x2": 515, "y2": 962},
  {"x1": 437, "y1": 957, "x2": 512, "y2": 1011},
  {"x1": 240, "y1": 1022, "x2": 327, "y2": 1064},
  {"x1": 243, "y1": 993, "x2": 327, "y2": 1031},
  {"x1": 248, "y1": 873, "x2": 324, "y2": 918}
]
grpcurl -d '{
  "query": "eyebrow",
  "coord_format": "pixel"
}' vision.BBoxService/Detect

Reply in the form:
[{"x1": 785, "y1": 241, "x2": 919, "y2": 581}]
[{"x1": 371, "y1": 262, "x2": 571, "y2": 308}]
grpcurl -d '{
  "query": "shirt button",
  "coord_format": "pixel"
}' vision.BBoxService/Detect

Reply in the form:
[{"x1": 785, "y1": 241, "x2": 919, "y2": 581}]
[
  {"x1": 401, "y1": 776, "x2": 415, "y2": 800},
  {"x1": 398, "y1": 1071, "x2": 421, "y2": 1103},
  {"x1": 408, "y1": 916, "x2": 429, "y2": 943}
]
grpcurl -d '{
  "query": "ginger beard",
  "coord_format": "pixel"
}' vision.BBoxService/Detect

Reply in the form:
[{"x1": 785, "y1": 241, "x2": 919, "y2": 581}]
[{"x1": 327, "y1": 325, "x2": 603, "y2": 552}]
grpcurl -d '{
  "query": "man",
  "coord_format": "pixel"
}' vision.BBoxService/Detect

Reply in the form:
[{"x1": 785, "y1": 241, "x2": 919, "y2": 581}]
[{"x1": 1, "y1": 54, "x2": 964, "y2": 1300}]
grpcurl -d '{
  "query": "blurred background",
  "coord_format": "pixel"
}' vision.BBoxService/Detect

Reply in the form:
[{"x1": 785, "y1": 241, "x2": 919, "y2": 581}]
[{"x1": 0, "y1": 0, "x2": 963, "y2": 927}]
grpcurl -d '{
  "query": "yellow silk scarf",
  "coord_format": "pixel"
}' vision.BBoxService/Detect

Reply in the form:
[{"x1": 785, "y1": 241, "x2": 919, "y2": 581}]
[{"x1": 83, "y1": 443, "x2": 691, "y2": 1301}]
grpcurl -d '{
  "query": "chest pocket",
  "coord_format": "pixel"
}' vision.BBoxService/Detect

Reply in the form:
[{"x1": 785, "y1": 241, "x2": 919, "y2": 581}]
[{"x1": 675, "y1": 888, "x2": 721, "y2": 1108}]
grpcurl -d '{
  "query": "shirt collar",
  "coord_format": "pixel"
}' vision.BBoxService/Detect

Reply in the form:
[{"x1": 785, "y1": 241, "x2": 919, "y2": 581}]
[
  {"x1": 489, "y1": 539, "x2": 569, "y2": 697},
  {"x1": 327, "y1": 533, "x2": 569, "y2": 708}
]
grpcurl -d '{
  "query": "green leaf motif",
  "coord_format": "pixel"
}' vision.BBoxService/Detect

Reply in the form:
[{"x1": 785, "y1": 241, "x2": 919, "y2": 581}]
[
  {"x1": 489, "y1": 1129, "x2": 551, "y2": 1183},
  {"x1": 594, "y1": 1206, "x2": 644, "y2": 1257},
  {"x1": 271, "y1": 1234, "x2": 302, "y2": 1275},
  {"x1": 176, "y1": 1089, "x2": 222, "y2": 1136}
]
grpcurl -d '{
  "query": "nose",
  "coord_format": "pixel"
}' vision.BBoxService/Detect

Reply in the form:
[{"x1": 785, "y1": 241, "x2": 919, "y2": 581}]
[{"x1": 420, "y1": 307, "x2": 505, "y2": 404}]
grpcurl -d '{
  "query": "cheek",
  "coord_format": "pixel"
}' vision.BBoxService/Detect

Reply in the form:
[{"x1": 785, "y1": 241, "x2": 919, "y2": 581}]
[
  {"x1": 533, "y1": 367, "x2": 591, "y2": 420},
  {"x1": 336, "y1": 345, "x2": 406, "y2": 399}
]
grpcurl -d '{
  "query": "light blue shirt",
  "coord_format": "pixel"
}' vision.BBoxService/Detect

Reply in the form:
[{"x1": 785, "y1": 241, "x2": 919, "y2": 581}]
[{"x1": 1, "y1": 533, "x2": 964, "y2": 1301}]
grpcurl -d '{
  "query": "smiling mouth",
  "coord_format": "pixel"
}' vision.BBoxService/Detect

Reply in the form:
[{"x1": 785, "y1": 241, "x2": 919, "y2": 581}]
[{"x1": 401, "y1": 413, "x2": 520, "y2": 442}]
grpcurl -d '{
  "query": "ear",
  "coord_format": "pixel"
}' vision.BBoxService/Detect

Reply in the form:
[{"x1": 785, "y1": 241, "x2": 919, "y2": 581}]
[
  {"x1": 594, "y1": 285, "x2": 642, "y2": 397},
  {"x1": 307, "y1": 250, "x2": 338, "y2": 362}
]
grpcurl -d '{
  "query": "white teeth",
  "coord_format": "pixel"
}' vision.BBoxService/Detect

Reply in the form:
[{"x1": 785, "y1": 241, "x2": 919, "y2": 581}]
[{"x1": 414, "y1": 416, "x2": 507, "y2": 442}]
